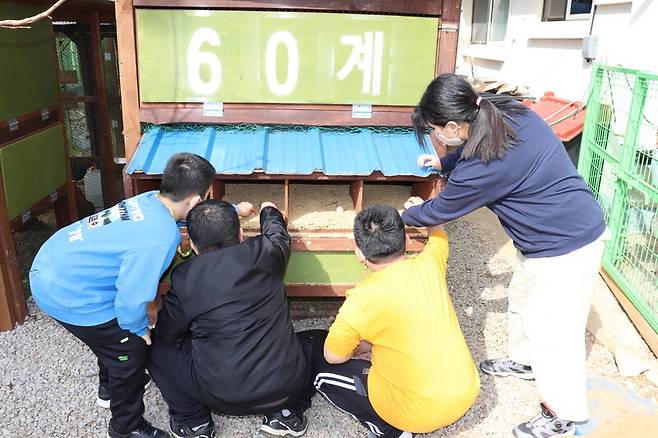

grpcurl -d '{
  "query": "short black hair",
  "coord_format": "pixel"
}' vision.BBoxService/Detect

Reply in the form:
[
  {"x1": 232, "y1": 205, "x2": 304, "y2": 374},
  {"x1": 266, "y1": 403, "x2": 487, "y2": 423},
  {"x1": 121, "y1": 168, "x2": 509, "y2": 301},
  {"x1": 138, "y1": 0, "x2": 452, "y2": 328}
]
[
  {"x1": 186, "y1": 200, "x2": 240, "y2": 254},
  {"x1": 353, "y1": 205, "x2": 406, "y2": 264},
  {"x1": 160, "y1": 153, "x2": 215, "y2": 202}
]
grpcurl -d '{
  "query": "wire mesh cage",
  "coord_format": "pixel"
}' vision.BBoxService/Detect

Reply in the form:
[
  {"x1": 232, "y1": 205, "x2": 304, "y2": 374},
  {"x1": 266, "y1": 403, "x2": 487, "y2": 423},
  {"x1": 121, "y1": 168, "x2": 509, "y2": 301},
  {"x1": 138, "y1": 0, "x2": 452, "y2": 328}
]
[{"x1": 579, "y1": 64, "x2": 658, "y2": 335}]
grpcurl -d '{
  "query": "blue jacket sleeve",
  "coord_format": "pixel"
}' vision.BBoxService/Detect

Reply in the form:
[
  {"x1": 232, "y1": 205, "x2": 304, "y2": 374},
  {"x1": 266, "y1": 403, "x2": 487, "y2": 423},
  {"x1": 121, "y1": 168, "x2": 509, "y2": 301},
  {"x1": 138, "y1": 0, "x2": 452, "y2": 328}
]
[
  {"x1": 402, "y1": 162, "x2": 505, "y2": 227},
  {"x1": 114, "y1": 243, "x2": 178, "y2": 336},
  {"x1": 439, "y1": 146, "x2": 464, "y2": 173}
]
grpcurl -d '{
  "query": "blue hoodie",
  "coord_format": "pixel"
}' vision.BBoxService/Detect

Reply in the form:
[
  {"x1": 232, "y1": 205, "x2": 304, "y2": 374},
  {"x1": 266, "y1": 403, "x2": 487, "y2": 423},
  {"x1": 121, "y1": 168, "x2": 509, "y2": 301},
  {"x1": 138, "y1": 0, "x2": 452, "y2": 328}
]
[
  {"x1": 29, "y1": 191, "x2": 179, "y2": 336},
  {"x1": 402, "y1": 109, "x2": 606, "y2": 258}
]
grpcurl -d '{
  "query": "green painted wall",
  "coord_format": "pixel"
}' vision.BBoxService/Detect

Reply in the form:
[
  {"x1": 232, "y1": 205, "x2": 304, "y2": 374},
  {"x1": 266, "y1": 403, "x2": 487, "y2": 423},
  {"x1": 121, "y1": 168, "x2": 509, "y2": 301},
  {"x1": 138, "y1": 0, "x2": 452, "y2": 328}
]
[
  {"x1": 136, "y1": 9, "x2": 438, "y2": 105},
  {"x1": 162, "y1": 250, "x2": 365, "y2": 285},
  {"x1": 0, "y1": 2, "x2": 59, "y2": 121},
  {"x1": 284, "y1": 251, "x2": 365, "y2": 284},
  {"x1": 0, "y1": 125, "x2": 67, "y2": 219}
]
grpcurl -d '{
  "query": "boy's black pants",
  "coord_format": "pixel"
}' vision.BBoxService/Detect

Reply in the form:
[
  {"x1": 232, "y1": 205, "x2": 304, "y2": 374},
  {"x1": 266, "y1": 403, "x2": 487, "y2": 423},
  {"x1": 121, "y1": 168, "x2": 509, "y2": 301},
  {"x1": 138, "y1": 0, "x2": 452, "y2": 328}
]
[
  {"x1": 147, "y1": 329, "x2": 328, "y2": 427},
  {"x1": 314, "y1": 358, "x2": 406, "y2": 438},
  {"x1": 58, "y1": 318, "x2": 148, "y2": 434}
]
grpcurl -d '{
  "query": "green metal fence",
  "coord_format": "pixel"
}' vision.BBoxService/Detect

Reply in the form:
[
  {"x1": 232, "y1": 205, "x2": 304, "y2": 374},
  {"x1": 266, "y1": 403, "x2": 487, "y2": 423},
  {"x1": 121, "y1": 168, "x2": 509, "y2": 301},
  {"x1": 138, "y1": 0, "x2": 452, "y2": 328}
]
[{"x1": 579, "y1": 64, "x2": 658, "y2": 335}]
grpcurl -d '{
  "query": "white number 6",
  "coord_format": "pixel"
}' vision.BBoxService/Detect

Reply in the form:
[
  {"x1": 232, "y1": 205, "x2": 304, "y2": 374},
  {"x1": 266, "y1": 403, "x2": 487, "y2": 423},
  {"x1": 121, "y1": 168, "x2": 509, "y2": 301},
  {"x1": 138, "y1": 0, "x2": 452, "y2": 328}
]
[{"x1": 188, "y1": 28, "x2": 222, "y2": 95}]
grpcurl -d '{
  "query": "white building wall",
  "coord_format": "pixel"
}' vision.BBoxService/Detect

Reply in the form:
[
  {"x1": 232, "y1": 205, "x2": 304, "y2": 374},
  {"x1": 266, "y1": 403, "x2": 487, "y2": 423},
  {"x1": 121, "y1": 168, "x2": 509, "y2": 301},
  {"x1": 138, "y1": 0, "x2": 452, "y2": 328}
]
[{"x1": 455, "y1": 0, "x2": 658, "y2": 101}]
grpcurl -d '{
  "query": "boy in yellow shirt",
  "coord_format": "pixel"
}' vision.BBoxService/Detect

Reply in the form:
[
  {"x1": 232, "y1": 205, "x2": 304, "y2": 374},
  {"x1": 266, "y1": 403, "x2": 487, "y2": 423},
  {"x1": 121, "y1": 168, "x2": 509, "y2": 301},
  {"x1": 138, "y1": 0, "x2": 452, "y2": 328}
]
[{"x1": 316, "y1": 205, "x2": 480, "y2": 437}]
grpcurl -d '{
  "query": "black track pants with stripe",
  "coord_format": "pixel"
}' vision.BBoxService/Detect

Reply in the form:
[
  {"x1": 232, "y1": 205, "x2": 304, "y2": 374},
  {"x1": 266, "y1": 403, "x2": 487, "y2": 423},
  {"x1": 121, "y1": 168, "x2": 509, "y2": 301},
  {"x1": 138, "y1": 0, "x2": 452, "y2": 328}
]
[{"x1": 314, "y1": 359, "x2": 406, "y2": 438}]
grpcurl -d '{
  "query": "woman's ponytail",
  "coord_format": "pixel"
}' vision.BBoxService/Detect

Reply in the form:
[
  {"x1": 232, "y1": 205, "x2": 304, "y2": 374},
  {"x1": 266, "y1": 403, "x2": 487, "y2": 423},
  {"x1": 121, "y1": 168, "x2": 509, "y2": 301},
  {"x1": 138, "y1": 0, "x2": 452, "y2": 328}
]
[{"x1": 462, "y1": 96, "x2": 518, "y2": 163}]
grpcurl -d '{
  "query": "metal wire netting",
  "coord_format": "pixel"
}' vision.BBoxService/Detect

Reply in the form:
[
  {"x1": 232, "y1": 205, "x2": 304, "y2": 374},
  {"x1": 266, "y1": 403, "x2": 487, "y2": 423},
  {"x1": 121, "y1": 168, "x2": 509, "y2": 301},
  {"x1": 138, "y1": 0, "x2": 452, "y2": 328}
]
[
  {"x1": 579, "y1": 64, "x2": 658, "y2": 334},
  {"x1": 142, "y1": 123, "x2": 417, "y2": 136}
]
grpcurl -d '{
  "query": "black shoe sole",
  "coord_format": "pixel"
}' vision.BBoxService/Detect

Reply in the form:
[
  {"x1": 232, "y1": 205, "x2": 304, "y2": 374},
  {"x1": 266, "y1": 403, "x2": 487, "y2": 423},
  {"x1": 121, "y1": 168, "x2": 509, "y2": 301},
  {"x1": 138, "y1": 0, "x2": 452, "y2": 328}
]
[{"x1": 479, "y1": 365, "x2": 535, "y2": 380}]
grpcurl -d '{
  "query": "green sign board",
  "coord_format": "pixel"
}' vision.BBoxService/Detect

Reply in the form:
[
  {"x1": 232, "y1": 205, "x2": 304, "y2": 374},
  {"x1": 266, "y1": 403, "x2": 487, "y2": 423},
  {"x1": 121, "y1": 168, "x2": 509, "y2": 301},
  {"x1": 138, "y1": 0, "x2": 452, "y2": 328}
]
[{"x1": 136, "y1": 10, "x2": 438, "y2": 105}]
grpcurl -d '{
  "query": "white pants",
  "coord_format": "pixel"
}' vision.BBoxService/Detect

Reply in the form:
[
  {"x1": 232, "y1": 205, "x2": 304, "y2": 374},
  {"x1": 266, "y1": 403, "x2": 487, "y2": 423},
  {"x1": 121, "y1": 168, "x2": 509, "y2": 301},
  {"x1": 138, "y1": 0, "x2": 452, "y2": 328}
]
[{"x1": 507, "y1": 231, "x2": 608, "y2": 422}]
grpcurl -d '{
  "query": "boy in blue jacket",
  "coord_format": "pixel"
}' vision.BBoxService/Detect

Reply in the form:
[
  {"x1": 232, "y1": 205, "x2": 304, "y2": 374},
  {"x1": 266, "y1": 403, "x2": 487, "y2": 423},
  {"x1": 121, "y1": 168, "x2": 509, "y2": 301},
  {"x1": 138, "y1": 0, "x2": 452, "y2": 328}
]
[{"x1": 30, "y1": 153, "x2": 251, "y2": 438}]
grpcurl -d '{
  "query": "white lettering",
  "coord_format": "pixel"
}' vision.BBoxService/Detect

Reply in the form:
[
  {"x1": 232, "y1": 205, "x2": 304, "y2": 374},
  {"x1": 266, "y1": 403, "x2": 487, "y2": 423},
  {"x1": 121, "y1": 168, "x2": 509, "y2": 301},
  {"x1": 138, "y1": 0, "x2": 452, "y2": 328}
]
[
  {"x1": 336, "y1": 31, "x2": 384, "y2": 96},
  {"x1": 265, "y1": 31, "x2": 299, "y2": 96},
  {"x1": 125, "y1": 198, "x2": 145, "y2": 222},
  {"x1": 68, "y1": 226, "x2": 84, "y2": 243},
  {"x1": 188, "y1": 28, "x2": 222, "y2": 95}
]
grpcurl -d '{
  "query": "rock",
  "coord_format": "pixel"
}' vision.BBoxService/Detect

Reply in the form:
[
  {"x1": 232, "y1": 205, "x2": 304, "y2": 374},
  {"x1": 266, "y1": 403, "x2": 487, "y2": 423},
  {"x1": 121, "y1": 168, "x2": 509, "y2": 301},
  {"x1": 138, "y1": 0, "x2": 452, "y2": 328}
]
[{"x1": 614, "y1": 347, "x2": 653, "y2": 376}]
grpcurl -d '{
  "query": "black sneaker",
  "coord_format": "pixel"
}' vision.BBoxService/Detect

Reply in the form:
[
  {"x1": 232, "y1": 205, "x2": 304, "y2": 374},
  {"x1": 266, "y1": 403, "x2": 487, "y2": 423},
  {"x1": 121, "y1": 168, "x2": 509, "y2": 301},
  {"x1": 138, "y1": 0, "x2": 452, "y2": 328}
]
[
  {"x1": 170, "y1": 417, "x2": 216, "y2": 438},
  {"x1": 259, "y1": 409, "x2": 308, "y2": 437},
  {"x1": 98, "y1": 373, "x2": 152, "y2": 408},
  {"x1": 107, "y1": 420, "x2": 169, "y2": 438},
  {"x1": 479, "y1": 358, "x2": 534, "y2": 380},
  {"x1": 513, "y1": 403, "x2": 576, "y2": 437}
]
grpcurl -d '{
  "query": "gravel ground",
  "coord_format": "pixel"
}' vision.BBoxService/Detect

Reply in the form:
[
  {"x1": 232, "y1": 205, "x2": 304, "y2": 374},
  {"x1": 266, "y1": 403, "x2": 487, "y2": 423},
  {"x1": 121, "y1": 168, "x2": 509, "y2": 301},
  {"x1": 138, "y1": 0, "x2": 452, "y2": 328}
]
[{"x1": 1, "y1": 211, "x2": 655, "y2": 437}]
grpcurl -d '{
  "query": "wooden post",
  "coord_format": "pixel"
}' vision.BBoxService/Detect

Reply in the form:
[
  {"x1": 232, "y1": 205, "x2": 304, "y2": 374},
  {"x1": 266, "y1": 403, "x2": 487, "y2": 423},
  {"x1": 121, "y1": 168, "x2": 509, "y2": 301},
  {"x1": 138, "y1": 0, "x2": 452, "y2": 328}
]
[
  {"x1": 50, "y1": 22, "x2": 78, "y2": 226},
  {"x1": 601, "y1": 269, "x2": 658, "y2": 357},
  {"x1": 284, "y1": 179, "x2": 290, "y2": 220},
  {"x1": 210, "y1": 180, "x2": 225, "y2": 199},
  {"x1": 116, "y1": 0, "x2": 141, "y2": 197},
  {"x1": 436, "y1": 0, "x2": 462, "y2": 75},
  {"x1": 0, "y1": 167, "x2": 26, "y2": 331},
  {"x1": 90, "y1": 10, "x2": 118, "y2": 208},
  {"x1": 349, "y1": 180, "x2": 364, "y2": 212}
]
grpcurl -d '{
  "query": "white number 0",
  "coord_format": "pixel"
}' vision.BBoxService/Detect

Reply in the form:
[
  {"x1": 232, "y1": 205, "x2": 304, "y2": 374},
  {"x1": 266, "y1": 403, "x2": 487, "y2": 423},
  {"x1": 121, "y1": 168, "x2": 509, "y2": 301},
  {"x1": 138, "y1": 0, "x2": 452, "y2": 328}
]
[
  {"x1": 265, "y1": 31, "x2": 299, "y2": 96},
  {"x1": 188, "y1": 28, "x2": 222, "y2": 95}
]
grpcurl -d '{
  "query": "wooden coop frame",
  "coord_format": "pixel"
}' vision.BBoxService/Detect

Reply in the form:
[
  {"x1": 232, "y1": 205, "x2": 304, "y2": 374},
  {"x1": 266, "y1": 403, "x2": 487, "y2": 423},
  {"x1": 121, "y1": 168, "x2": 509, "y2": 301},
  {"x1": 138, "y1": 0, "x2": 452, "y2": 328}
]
[
  {"x1": 0, "y1": 0, "x2": 119, "y2": 331},
  {"x1": 117, "y1": 0, "x2": 462, "y2": 297}
]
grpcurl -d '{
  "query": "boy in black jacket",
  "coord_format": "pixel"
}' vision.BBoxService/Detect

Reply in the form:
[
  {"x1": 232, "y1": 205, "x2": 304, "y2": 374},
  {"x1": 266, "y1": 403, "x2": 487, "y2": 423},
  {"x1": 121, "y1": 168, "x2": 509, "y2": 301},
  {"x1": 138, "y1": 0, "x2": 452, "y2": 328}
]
[{"x1": 148, "y1": 200, "x2": 327, "y2": 438}]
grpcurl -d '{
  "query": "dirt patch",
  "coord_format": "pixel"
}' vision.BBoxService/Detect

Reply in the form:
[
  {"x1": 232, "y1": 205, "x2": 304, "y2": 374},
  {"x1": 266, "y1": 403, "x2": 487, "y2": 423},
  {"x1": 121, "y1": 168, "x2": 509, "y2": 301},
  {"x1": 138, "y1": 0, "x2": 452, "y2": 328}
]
[
  {"x1": 14, "y1": 212, "x2": 58, "y2": 297},
  {"x1": 226, "y1": 182, "x2": 413, "y2": 230}
]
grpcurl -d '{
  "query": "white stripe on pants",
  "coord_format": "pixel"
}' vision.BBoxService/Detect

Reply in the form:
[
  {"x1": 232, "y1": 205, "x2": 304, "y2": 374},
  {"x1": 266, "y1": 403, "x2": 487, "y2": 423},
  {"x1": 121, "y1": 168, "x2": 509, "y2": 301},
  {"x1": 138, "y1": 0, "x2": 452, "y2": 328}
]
[{"x1": 507, "y1": 230, "x2": 608, "y2": 421}]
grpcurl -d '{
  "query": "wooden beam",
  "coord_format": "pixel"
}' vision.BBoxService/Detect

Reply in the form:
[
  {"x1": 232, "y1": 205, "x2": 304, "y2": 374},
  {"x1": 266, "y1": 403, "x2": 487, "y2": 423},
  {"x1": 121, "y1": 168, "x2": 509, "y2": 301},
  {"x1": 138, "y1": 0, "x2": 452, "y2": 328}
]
[
  {"x1": 10, "y1": 185, "x2": 68, "y2": 232},
  {"x1": 140, "y1": 104, "x2": 414, "y2": 127},
  {"x1": 288, "y1": 234, "x2": 427, "y2": 253},
  {"x1": 601, "y1": 268, "x2": 658, "y2": 357},
  {"x1": 349, "y1": 180, "x2": 364, "y2": 212},
  {"x1": 0, "y1": 106, "x2": 60, "y2": 149},
  {"x1": 129, "y1": 172, "x2": 436, "y2": 184},
  {"x1": 132, "y1": 0, "x2": 443, "y2": 16},
  {"x1": 0, "y1": 166, "x2": 26, "y2": 331},
  {"x1": 436, "y1": 0, "x2": 461, "y2": 75},
  {"x1": 285, "y1": 284, "x2": 352, "y2": 297},
  {"x1": 90, "y1": 10, "x2": 119, "y2": 208},
  {"x1": 116, "y1": 0, "x2": 141, "y2": 169},
  {"x1": 411, "y1": 180, "x2": 437, "y2": 200}
]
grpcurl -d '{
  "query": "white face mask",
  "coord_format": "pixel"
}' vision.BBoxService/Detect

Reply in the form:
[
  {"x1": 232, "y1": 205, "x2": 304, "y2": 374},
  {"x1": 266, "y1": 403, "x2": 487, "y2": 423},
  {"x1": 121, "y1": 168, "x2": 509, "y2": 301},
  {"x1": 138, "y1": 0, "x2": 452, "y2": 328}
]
[{"x1": 433, "y1": 122, "x2": 465, "y2": 147}]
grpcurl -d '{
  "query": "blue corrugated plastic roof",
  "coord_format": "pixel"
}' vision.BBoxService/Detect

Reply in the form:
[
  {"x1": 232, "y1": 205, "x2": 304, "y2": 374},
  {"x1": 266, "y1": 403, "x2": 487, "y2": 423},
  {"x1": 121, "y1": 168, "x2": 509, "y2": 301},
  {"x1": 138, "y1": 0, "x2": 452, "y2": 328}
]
[{"x1": 127, "y1": 126, "x2": 435, "y2": 177}]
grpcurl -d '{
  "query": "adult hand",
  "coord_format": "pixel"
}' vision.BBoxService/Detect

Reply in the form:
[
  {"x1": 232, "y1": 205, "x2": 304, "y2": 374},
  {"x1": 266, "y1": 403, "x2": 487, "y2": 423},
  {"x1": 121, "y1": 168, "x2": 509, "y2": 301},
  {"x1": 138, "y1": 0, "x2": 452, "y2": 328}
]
[
  {"x1": 417, "y1": 153, "x2": 442, "y2": 171},
  {"x1": 261, "y1": 201, "x2": 278, "y2": 211},
  {"x1": 236, "y1": 201, "x2": 254, "y2": 217},
  {"x1": 140, "y1": 328, "x2": 152, "y2": 346},
  {"x1": 404, "y1": 196, "x2": 424, "y2": 210}
]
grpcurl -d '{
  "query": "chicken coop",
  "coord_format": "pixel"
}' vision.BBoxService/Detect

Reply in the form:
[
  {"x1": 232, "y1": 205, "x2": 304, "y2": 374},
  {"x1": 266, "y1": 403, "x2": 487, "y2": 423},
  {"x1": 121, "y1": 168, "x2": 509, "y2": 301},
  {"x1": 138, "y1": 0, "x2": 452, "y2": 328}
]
[{"x1": 117, "y1": 0, "x2": 462, "y2": 296}]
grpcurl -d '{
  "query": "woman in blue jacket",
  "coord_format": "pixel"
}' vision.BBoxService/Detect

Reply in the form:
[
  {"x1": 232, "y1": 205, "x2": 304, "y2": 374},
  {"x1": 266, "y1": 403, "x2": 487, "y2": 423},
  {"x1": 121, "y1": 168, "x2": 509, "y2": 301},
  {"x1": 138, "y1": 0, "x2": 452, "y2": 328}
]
[{"x1": 403, "y1": 74, "x2": 607, "y2": 438}]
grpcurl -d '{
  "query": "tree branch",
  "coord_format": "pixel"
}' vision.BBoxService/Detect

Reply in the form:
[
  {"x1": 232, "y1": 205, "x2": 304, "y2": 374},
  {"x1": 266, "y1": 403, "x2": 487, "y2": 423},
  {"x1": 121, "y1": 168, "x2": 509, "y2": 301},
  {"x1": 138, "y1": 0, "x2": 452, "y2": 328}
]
[{"x1": 0, "y1": 0, "x2": 68, "y2": 29}]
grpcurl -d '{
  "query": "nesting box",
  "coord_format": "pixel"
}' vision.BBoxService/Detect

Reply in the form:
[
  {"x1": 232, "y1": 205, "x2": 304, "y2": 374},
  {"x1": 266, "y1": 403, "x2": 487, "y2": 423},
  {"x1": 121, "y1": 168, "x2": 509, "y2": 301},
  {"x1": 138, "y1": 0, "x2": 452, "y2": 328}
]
[{"x1": 118, "y1": 0, "x2": 461, "y2": 296}]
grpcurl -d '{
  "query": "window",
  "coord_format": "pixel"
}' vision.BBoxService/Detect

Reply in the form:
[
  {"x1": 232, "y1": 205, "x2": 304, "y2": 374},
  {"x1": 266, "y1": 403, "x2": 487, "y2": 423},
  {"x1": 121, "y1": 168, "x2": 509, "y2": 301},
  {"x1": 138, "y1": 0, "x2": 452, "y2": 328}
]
[
  {"x1": 471, "y1": 0, "x2": 510, "y2": 44},
  {"x1": 542, "y1": 0, "x2": 593, "y2": 21}
]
